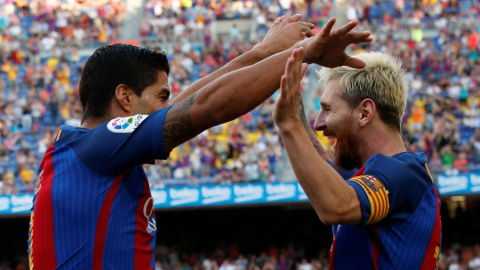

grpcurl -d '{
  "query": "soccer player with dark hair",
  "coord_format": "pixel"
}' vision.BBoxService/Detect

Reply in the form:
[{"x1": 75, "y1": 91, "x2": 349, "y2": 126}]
[
  {"x1": 28, "y1": 17, "x2": 372, "y2": 269},
  {"x1": 273, "y1": 51, "x2": 442, "y2": 269}
]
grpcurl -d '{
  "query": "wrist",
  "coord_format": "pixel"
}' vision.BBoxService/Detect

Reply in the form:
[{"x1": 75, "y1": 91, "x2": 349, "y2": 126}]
[
  {"x1": 276, "y1": 119, "x2": 303, "y2": 133},
  {"x1": 251, "y1": 43, "x2": 272, "y2": 61},
  {"x1": 297, "y1": 39, "x2": 313, "y2": 64},
  {"x1": 293, "y1": 40, "x2": 311, "y2": 64}
]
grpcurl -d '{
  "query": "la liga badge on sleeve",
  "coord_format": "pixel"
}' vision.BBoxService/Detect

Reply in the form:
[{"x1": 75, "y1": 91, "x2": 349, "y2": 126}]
[{"x1": 107, "y1": 114, "x2": 148, "y2": 133}]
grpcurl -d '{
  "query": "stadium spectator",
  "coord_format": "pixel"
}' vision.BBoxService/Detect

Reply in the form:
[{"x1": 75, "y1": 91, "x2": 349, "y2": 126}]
[
  {"x1": 1, "y1": 167, "x2": 17, "y2": 195},
  {"x1": 469, "y1": 244, "x2": 480, "y2": 270}
]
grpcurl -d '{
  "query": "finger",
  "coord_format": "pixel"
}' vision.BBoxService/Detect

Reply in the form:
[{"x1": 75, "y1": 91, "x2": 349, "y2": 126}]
[
  {"x1": 287, "y1": 14, "x2": 302, "y2": 23},
  {"x1": 290, "y1": 52, "x2": 301, "y2": 82},
  {"x1": 304, "y1": 28, "x2": 315, "y2": 37},
  {"x1": 272, "y1": 15, "x2": 285, "y2": 26},
  {"x1": 343, "y1": 56, "x2": 366, "y2": 69},
  {"x1": 349, "y1": 36, "x2": 374, "y2": 44},
  {"x1": 284, "y1": 55, "x2": 297, "y2": 83},
  {"x1": 283, "y1": 54, "x2": 299, "y2": 94},
  {"x1": 300, "y1": 63, "x2": 308, "y2": 78},
  {"x1": 345, "y1": 30, "x2": 372, "y2": 39},
  {"x1": 289, "y1": 48, "x2": 304, "y2": 89},
  {"x1": 292, "y1": 48, "x2": 304, "y2": 71},
  {"x1": 279, "y1": 74, "x2": 288, "y2": 96},
  {"x1": 293, "y1": 48, "x2": 304, "y2": 75},
  {"x1": 284, "y1": 52, "x2": 296, "y2": 81},
  {"x1": 299, "y1": 22, "x2": 315, "y2": 29},
  {"x1": 320, "y1": 17, "x2": 336, "y2": 37},
  {"x1": 334, "y1": 20, "x2": 359, "y2": 37},
  {"x1": 345, "y1": 31, "x2": 373, "y2": 43},
  {"x1": 299, "y1": 22, "x2": 315, "y2": 37}
]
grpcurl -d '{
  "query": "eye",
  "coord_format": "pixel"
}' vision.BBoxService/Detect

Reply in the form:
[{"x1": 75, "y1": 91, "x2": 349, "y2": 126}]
[{"x1": 157, "y1": 89, "x2": 170, "y2": 101}]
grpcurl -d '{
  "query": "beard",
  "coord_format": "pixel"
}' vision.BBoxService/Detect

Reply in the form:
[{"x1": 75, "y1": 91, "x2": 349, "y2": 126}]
[{"x1": 332, "y1": 126, "x2": 363, "y2": 171}]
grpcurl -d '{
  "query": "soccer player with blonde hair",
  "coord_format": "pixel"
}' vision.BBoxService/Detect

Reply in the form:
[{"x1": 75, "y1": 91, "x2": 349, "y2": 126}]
[{"x1": 273, "y1": 51, "x2": 441, "y2": 269}]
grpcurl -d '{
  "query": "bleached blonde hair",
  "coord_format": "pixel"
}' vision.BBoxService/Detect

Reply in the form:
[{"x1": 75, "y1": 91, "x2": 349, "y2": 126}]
[{"x1": 317, "y1": 52, "x2": 407, "y2": 131}]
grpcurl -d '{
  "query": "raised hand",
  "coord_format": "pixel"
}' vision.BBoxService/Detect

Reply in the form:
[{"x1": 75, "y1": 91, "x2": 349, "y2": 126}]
[
  {"x1": 301, "y1": 18, "x2": 373, "y2": 68},
  {"x1": 273, "y1": 47, "x2": 308, "y2": 126},
  {"x1": 254, "y1": 14, "x2": 315, "y2": 57}
]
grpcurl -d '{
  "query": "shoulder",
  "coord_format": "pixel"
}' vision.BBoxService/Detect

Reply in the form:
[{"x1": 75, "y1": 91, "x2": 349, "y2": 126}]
[
  {"x1": 364, "y1": 152, "x2": 430, "y2": 183},
  {"x1": 363, "y1": 152, "x2": 434, "y2": 217},
  {"x1": 94, "y1": 107, "x2": 172, "y2": 138},
  {"x1": 365, "y1": 152, "x2": 427, "y2": 171},
  {"x1": 53, "y1": 125, "x2": 89, "y2": 146},
  {"x1": 362, "y1": 152, "x2": 433, "y2": 198}
]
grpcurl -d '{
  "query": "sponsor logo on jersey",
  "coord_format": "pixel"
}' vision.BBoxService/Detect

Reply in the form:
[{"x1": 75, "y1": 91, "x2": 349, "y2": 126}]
[
  {"x1": 107, "y1": 114, "x2": 148, "y2": 133},
  {"x1": 143, "y1": 197, "x2": 157, "y2": 233}
]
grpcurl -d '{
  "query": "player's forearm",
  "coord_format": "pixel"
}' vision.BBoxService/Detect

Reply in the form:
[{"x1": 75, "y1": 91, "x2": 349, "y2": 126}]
[
  {"x1": 190, "y1": 47, "x2": 295, "y2": 130},
  {"x1": 277, "y1": 121, "x2": 361, "y2": 225},
  {"x1": 297, "y1": 93, "x2": 331, "y2": 162},
  {"x1": 171, "y1": 48, "x2": 266, "y2": 104}
]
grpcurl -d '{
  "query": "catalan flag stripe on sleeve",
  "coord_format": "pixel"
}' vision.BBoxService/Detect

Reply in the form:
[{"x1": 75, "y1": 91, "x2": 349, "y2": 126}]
[{"x1": 349, "y1": 175, "x2": 390, "y2": 224}]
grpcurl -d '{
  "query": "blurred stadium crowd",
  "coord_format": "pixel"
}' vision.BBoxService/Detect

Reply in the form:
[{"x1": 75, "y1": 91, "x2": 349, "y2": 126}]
[
  {"x1": 138, "y1": 243, "x2": 480, "y2": 270},
  {"x1": 0, "y1": 0, "x2": 480, "y2": 269},
  {"x1": 0, "y1": 0, "x2": 479, "y2": 195}
]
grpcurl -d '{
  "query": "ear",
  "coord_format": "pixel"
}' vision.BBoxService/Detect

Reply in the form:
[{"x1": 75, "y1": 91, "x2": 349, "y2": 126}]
[
  {"x1": 114, "y1": 84, "x2": 136, "y2": 113},
  {"x1": 357, "y1": 98, "x2": 376, "y2": 127}
]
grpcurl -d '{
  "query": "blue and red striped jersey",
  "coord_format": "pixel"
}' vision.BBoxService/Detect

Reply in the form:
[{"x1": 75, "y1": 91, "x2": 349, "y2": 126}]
[
  {"x1": 329, "y1": 152, "x2": 442, "y2": 270},
  {"x1": 28, "y1": 107, "x2": 172, "y2": 269}
]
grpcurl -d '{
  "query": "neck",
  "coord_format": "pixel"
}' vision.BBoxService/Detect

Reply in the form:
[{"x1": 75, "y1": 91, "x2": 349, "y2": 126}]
[
  {"x1": 80, "y1": 117, "x2": 110, "y2": 130},
  {"x1": 359, "y1": 126, "x2": 407, "y2": 165}
]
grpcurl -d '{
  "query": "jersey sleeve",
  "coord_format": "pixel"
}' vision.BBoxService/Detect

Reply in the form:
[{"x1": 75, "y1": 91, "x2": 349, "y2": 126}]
[
  {"x1": 347, "y1": 174, "x2": 390, "y2": 225},
  {"x1": 69, "y1": 106, "x2": 173, "y2": 175},
  {"x1": 346, "y1": 154, "x2": 431, "y2": 226}
]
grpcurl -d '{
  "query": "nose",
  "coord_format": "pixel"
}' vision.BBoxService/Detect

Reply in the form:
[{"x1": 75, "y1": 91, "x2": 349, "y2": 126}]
[{"x1": 313, "y1": 110, "x2": 326, "y2": 131}]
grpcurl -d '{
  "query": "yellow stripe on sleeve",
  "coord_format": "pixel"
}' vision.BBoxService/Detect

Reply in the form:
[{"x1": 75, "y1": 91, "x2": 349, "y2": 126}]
[
  {"x1": 55, "y1": 129, "x2": 63, "y2": 141},
  {"x1": 349, "y1": 175, "x2": 390, "y2": 225},
  {"x1": 425, "y1": 164, "x2": 434, "y2": 183}
]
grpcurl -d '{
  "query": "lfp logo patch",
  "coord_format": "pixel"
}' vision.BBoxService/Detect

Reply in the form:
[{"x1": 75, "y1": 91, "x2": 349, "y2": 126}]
[
  {"x1": 112, "y1": 117, "x2": 133, "y2": 130},
  {"x1": 107, "y1": 114, "x2": 148, "y2": 133}
]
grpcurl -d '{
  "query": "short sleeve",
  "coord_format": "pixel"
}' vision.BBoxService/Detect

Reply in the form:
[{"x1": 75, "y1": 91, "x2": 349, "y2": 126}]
[
  {"x1": 347, "y1": 153, "x2": 432, "y2": 225},
  {"x1": 347, "y1": 175, "x2": 390, "y2": 225},
  {"x1": 70, "y1": 106, "x2": 173, "y2": 175}
]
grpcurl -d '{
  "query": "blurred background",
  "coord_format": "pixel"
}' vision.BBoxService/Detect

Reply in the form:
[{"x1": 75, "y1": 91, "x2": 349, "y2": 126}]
[{"x1": 0, "y1": 0, "x2": 479, "y2": 269}]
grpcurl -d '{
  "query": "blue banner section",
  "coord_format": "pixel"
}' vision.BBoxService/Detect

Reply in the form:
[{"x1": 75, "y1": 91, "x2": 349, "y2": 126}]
[
  {"x1": 0, "y1": 182, "x2": 310, "y2": 215},
  {"x1": 0, "y1": 193, "x2": 34, "y2": 215},
  {"x1": 151, "y1": 182, "x2": 309, "y2": 208},
  {"x1": 436, "y1": 173, "x2": 480, "y2": 195},
  {"x1": 3, "y1": 174, "x2": 479, "y2": 215}
]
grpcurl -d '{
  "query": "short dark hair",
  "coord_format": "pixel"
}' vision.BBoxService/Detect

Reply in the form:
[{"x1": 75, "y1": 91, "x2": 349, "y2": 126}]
[{"x1": 79, "y1": 44, "x2": 170, "y2": 121}]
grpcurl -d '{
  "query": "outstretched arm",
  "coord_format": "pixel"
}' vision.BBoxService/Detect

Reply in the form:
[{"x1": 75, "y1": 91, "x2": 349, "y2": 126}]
[
  {"x1": 170, "y1": 14, "x2": 315, "y2": 104},
  {"x1": 162, "y1": 18, "x2": 372, "y2": 156},
  {"x1": 272, "y1": 39, "x2": 362, "y2": 226}
]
